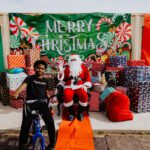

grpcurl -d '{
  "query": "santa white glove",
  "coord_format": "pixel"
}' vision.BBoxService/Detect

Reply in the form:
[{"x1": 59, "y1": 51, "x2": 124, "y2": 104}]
[{"x1": 82, "y1": 85, "x2": 87, "y2": 92}]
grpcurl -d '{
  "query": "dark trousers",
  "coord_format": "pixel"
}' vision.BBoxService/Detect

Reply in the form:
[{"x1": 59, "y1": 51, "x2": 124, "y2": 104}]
[{"x1": 18, "y1": 102, "x2": 55, "y2": 150}]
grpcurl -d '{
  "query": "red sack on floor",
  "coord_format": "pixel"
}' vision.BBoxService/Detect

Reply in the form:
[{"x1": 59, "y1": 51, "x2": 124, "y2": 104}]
[{"x1": 104, "y1": 92, "x2": 133, "y2": 122}]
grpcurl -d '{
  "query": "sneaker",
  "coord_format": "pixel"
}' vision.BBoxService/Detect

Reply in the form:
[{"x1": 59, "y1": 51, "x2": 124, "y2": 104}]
[
  {"x1": 77, "y1": 113, "x2": 84, "y2": 121},
  {"x1": 68, "y1": 114, "x2": 75, "y2": 121}
]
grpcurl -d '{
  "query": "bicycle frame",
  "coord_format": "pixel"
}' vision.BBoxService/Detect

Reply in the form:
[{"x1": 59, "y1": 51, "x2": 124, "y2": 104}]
[{"x1": 32, "y1": 112, "x2": 45, "y2": 150}]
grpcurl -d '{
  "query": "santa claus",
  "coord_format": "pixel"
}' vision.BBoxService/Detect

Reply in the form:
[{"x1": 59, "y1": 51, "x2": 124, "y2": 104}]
[{"x1": 58, "y1": 54, "x2": 92, "y2": 121}]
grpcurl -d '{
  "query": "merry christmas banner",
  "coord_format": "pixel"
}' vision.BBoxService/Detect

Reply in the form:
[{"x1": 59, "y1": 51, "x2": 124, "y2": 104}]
[{"x1": 9, "y1": 13, "x2": 131, "y2": 63}]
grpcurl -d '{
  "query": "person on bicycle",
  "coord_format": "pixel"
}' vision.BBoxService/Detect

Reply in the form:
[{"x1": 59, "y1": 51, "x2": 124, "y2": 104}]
[{"x1": 12, "y1": 60, "x2": 55, "y2": 150}]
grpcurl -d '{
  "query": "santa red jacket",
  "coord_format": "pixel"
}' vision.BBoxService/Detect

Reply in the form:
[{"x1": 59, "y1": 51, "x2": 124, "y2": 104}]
[{"x1": 63, "y1": 64, "x2": 92, "y2": 90}]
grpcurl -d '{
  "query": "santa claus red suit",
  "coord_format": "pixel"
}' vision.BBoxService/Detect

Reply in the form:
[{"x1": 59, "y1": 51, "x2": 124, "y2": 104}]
[{"x1": 63, "y1": 54, "x2": 92, "y2": 108}]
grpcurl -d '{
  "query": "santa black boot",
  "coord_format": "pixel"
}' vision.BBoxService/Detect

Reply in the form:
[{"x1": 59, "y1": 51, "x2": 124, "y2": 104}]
[
  {"x1": 77, "y1": 105, "x2": 85, "y2": 121},
  {"x1": 67, "y1": 106, "x2": 75, "y2": 121}
]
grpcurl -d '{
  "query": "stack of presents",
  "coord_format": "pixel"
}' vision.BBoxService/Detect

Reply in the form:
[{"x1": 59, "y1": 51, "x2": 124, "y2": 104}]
[
  {"x1": 0, "y1": 49, "x2": 58, "y2": 109},
  {"x1": 89, "y1": 55, "x2": 150, "y2": 114},
  {"x1": 1, "y1": 51, "x2": 150, "y2": 116}
]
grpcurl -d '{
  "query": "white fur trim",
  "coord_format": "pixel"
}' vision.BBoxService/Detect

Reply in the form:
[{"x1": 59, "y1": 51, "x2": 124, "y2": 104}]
[
  {"x1": 64, "y1": 84, "x2": 83, "y2": 90},
  {"x1": 79, "y1": 101, "x2": 88, "y2": 107},
  {"x1": 64, "y1": 100, "x2": 73, "y2": 107},
  {"x1": 57, "y1": 81, "x2": 65, "y2": 87},
  {"x1": 84, "y1": 82, "x2": 92, "y2": 88}
]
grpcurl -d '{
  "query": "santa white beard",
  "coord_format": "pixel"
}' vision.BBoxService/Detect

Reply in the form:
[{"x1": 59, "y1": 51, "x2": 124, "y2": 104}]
[{"x1": 69, "y1": 61, "x2": 82, "y2": 78}]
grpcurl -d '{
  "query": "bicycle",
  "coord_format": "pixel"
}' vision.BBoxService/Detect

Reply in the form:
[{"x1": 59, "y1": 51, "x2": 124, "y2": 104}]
[{"x1": 25, "y1": 100, "x2": 53, "y2": 150}]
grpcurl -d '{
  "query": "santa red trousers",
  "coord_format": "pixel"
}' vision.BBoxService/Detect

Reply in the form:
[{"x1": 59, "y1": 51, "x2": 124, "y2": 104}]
[{"x1": 63, "y1": 88, "x2": 88, "y2": 107}]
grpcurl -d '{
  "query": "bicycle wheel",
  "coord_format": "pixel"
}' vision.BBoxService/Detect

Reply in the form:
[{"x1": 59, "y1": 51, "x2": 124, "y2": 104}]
[{"x1": 33, "y1": 136, "x2": 43, "y2": 150}]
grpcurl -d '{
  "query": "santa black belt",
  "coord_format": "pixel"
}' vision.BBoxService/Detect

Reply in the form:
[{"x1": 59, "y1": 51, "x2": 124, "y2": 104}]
[{"x1": 64, "y1": 77, "x2": 83, "y2": 85}]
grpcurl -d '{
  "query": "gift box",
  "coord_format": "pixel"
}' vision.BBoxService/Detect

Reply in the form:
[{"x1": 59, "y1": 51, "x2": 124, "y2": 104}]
[
  {"x1": 43, "y1": 73, "x2": 59, "y2": 90},
  {"x1": 10, "y1": 49, "x2": 23, "y2": 55},
  {"x1": 7, "y1": 55, "x2": 26, "y2": 69},
  {"x1": 105, "y1": 67, "x2": 124, "y2": 86},
  {"x1": 9, "y1": 90, "x2": 26, "y2": 100},
  {"x1": 10, "y1": 99, "x2": 23, "y2": 109},
  {"x1": 124, "y1": 66, "x2": 150, "y2": 82},
  {"x1": 127, "y1": 60, "x2": 146, "y2": 66},
  {"x1": 6, "y1": 72, "x2": 27, "y2": 90},
  {"x1": 24, "y1": 67, "x2": 35, "y2": 75},
  {"x1": 24, "y1": 49, "x2": 40, "y2": 67},
  {"x1": 1, "y1": 87, "x2": 10, "y2": 105},
  {"x1": 47, "y1": 90, "x2": 56, "y2": 100},
  {"x1": 0, "y1": 72, "x2": 7, "y2": 87},
  {"x1": 91, "y1": 62, "x2": 105, "y2": 76},
  {"x1": 128, "y1": 81, "x2": 150, "y2": 113},
  {"x1": 109, "y1": 55, "x2": 127, "y2": 67},
  {"x1": 89, "y1": 91, "x2": 100, "y2": 111}
]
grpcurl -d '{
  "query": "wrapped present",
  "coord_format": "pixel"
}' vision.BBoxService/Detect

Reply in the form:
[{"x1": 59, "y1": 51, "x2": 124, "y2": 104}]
[
  {"x1": 24, "y1": 67, "x2": 35, "y2": 75},
  {"x1": 24, "y1": 49, "x2": 40, "y2": 67},
  {"x1": 128, "y1": 81, "x2": 150, "y2": 113},
  {"x1": 145, "y1": 66, "x2": 150, "y2": 81},
  {"x1": 127, "y1": 60, "x2": 146, "y2": 66},
  {"x1": 6, "y1": 72, "x2": 27, "y2": 90},
  {"x1": 10, "y1": 49, "x2": 23, "y2": 55},
  {"x1": 105, "y1": 67, "x2": 124, "y2": 86},
  {"x1": 109, "y1": 55, "x2": 127, "y2": 67},
  {"x1": 0, "y1": 72, "x2": 7, "y2": 87},
  {"x1": 10, "y1": 99, "x2": 23, "y2": 109},
  {"x1": 9, "y1": 90, "x2": 26, "y2": 100},
  {"x1": 91, "y1": 62, "x2": 105, "y2": 76},
  {"x1": 47, "y1": 90, "x2": 55, "y2": 97},
  {"x1": 1, "y1": 87, "x2": 10, "y2": 105},
  {"x1": 124, "y1": 66, "x2": 150, "y2": 82},
  {"x1": 7, "y1": 55, "x2": 26, "y2": 69},
  {"x1": 89, "y1": 91, "x2": 100, "y2": 111},
  {"x1": 43, "y1": 73, "x2": 59, "y2": 90}
]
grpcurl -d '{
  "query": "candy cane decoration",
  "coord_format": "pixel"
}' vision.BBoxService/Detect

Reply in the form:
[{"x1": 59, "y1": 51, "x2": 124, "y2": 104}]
[
  {"x1": 10, "y1": 16, "x2": 29, "y2": 38},
  {"x1": 26, "y1": 26, "x2": 39, "y2": 48},
  {"x1": 112, "y1": 22, "x2": 131, "y2": 51},
  {"x1": 10, "y1": 35, "x2": 20, "y2": 48},
  {"x1": 96, "y1": 17, "x2": 112, "y2": 31},
  {"x1": 83, "y1": 58, "x2": 93, "y2": 70},
  {"x1": 115, "y1": 22, "x2": 131, "y2": 42},
  {"x1": 122, "y1": 42, "x2": 131, "y2": 49}
]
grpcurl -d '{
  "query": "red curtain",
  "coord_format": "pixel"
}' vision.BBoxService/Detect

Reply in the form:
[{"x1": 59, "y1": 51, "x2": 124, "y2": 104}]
[{"x1": 141, "y1": 14, "x2": 150, "y2": 65}]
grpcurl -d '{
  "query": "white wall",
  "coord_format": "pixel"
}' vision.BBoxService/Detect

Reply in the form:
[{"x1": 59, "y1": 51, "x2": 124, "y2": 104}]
[{"x1": 0, "y1": 0, "x2": 149, "y2": 13}]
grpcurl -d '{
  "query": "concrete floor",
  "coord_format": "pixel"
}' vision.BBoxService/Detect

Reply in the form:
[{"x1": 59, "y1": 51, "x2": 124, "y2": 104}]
[{"x1": 1, "y1": 102, "x2": 150, "y2": 131}]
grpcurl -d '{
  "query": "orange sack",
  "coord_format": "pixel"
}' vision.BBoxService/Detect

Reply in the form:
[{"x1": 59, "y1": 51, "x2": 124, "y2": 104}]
[{"x1": 55, "y1": 117, "x2": 94, "y2": 150}]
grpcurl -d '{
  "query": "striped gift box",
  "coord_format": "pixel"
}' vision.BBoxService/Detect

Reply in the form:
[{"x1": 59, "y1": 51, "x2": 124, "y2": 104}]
[
  {"x1": 7, "y1": 55, "x2": 26, "y2": 69},
  {"x1": 24, "y1": 49, "x2": 40, "y2": 67},
  {"x1": 127, "y1": 60, "x2": 146, "y2": 66}
]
